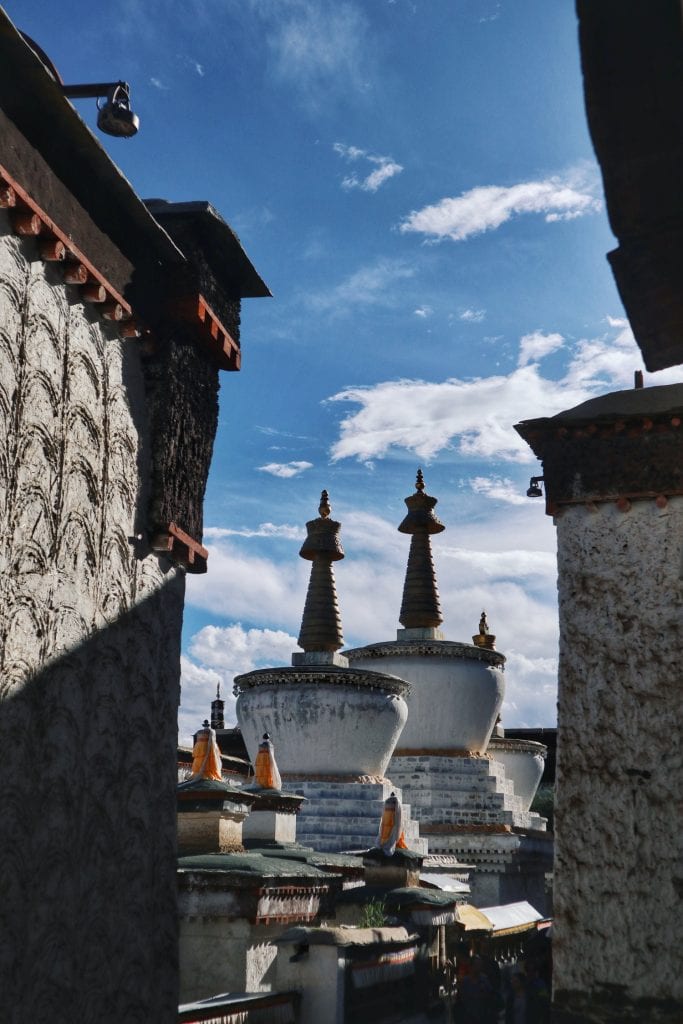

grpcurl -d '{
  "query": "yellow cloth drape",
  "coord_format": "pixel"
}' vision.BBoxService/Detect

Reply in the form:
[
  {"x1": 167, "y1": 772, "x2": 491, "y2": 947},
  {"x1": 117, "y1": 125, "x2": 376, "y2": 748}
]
[
  {"x1": 190, "y1": 726, "x2": 223, "y2": 782},
  {"x1": 254, "y1": 735, "x2": 282, "y2": 790}
]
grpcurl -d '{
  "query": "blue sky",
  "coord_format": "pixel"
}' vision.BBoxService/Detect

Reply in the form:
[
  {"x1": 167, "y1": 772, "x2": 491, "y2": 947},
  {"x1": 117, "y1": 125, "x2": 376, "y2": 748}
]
[{"x1": 11, "y1": 1, "x2": 681, "y2": 742}]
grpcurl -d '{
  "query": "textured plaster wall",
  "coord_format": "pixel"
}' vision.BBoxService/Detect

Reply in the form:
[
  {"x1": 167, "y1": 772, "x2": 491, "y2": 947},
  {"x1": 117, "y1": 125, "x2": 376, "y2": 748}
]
[
  {"x1": 553, "y1": 499, "x2": 683, "y2": 1020},
  {"x1": 179, "y1": 918, "x2": 286, "y2": 1002},
  {"x1": 0, "y1": 223, "x2": 184, "y2": 1022}
]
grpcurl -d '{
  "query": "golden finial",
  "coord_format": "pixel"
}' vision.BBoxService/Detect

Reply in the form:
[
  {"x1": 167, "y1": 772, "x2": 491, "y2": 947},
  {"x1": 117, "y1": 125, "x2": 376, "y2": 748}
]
[
  {"x1": 473, "y1": 610, "x2": 496, "y2": 649},
  {"x1": 415, "y1": 468, "x2": 425, "y2": 492},
  {"x1": 319, "y1": 490, "x2": 331, "y2": 519}
]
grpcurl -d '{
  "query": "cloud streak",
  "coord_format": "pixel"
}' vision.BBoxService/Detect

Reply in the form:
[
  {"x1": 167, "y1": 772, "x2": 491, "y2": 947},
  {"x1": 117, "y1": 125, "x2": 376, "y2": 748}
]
[
  {"x1": 204, "y1": 523, "x2": 304, "y2": 540},
  {"x1": 400, "y1": 169, "x2": 602, "y2": 242},
  {"x1": 262, "y1": 1, "x2": 370, "y2": 108},
  {"x1": 327, "y1": 320, "x2": 677, "y2": 464},
  {"x1": 257, "y1": 461, "x2": 313, "y2": 478},
  {"x1": 307, "y1": 258, "x2": 414, "y2": 315},
  {"x1": 334, "y1": 142, "x2": 403, "y2": 192}
]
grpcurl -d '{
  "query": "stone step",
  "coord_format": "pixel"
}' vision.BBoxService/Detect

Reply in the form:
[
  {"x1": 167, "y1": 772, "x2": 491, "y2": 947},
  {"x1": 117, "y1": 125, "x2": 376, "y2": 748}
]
[
  {"x1": 387, "y1": 778, "x2": 505, "y2": 794},
  {"x1": 407, "y1": 790, "x2": 512, "y2": 810},
  {"x1": 390, "y1": 756, "x2": 506, "y2": 776},
  {"x1": 291, "y1": 781, "x2": 399, "y2": 799},
  {"x1": 413, "y1": 808, "x2": 517, "y2": 826},
  {"x1": 297, "y1": 832, "x2": 429, "y2": 855}
]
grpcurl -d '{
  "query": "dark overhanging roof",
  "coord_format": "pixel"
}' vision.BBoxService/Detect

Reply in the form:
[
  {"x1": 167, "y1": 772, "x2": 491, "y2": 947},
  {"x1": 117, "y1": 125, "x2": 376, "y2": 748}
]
[
  {"x1": 577, "y1": 1, "x2": 683, "y2": 372},
  {"x1": 144, "y1": 200, "x2": 271, "y2": 299}
]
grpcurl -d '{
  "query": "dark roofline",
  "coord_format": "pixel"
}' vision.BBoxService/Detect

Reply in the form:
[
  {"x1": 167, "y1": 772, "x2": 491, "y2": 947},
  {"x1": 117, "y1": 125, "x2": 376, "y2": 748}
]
[{"x1": 144, "y1": 200, "x2": 271, "y2": 299}]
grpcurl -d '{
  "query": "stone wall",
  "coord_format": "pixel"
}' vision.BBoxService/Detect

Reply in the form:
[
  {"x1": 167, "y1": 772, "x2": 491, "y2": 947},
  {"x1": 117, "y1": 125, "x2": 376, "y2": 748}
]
[
  {"x1": 552, "y1": 498, "x2": 683, "y2": 1022},
  {"x1": 0, "y1": 218, "x2": 184, "y2": 1021}
]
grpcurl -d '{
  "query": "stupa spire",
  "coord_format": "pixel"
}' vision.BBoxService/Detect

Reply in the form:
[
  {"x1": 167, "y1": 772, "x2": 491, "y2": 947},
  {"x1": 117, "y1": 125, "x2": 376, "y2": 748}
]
[
  {"x1": 398, "y1": 469, "x2": 445, "y2": 631},
  {"x1": 297, "y1": 490, "x2": 345, "y2": 653}
]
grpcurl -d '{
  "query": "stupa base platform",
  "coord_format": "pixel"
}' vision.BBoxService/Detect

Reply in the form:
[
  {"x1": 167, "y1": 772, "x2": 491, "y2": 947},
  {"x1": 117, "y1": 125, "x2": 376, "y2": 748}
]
[
  {"x1": 388, "y1": 753, "x2": 547, "y2": 831},
  {"x1": 420, "y1": 826, "x2": 553, "y2": 915},
  {"x1": 287, "y1": 778, "x2": 428, "y2": 855}
]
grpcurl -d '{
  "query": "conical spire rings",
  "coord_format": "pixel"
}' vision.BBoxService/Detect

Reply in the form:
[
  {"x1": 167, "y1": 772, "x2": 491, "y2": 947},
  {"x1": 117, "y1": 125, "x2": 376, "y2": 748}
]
[
  {"x1": 398, "y1": 469, "x2": 444, "y2": 631},
  {"x1": 297, "y1": 491, "x2": 345, "y2": 653}
]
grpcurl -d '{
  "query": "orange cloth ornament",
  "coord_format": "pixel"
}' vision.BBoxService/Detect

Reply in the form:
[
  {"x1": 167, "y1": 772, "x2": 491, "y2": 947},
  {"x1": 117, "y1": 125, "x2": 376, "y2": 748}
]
[
  {"x1": 378, "y1": 791, "x2": 408, "y2": 855},
  {"x1": 190, "y1": 720, "x2": 223, "y2": 782},
  {"x1": 254, "y1": 733, "x2": 282, "y2": 790}
]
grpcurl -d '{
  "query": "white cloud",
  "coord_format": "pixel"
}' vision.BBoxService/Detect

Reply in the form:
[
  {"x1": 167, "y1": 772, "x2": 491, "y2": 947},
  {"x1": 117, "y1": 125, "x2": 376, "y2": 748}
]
[
  {"x1": 307, "y1": 258, "x2": 414, "y2": 315},
  {"x1": 469, "y1": 476, "x2": 531, "y2": 506},
  {"x1": 257, "y1": 461, "x2": 313, "y2": 478},
  {"x1": 263, "y1": 1, "x2": 370, "y2": 107},
  {"x1": 399, "y1": 168, "x2": 602, "y2": 242},
  {"x1": 459, "y1": 308, "x2": 486, "y2": 323},
  {"x1": 150, "y1": 77, "x2": 169, "y2": 90},
  {"x1": 179, "y1": 625, "x2": 298, "y2": 744},
  {"x1": 333, "y1": 142, "x2": 365, "y2": 161},
  {"x1": 334, "y1": 141, "x2": 403, "y2": 192},
  {"x1": 414, "y1": 306, "x2": 432, "y2": 318},
  {"x1": 204, "y1": 523, "x2": 304, "y2": 540},
  {"x1": 186, "y1": 540, "x2": 309, "y2": 632},
  {"x1": 190, "y1": 623, "x2": 296, "y2": 671},
  {"x1": 501, "y1": 651, "x2": 558, "y2": 727},
  {"x1": 179, "y1": 656, "x2": 226, "y2": 746},
  {"x1": 441, "y1": 544, "x2": 556, "y2": 578},
  {"x1": 518, "y1": 330, "x2": 564, "y2": 367},
  {"x1": 327, "y1": 320, "x2": 676, "y2": 464}
]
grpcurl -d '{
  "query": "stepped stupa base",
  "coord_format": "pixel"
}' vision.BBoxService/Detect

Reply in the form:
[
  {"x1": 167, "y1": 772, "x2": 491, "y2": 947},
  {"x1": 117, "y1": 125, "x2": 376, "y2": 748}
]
[
  {"x1": 388, "y1": 753, "x2": 547, "y2": 831},
  {"x1": 287, "y1": 777, "x2": 428, "y2": 855}
]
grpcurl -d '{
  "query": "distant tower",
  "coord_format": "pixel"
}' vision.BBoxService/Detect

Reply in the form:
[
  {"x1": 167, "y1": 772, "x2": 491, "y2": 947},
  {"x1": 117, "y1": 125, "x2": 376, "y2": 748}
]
[
  {"x1": 297, "y1": 490, "x2": 345, "y2": 653},
  {"x1": 211, "y1": 684, "x2": 225, "y2": 731},
  {"x1": 398, "y1": 469, "x2": 445, "y2": 632}
]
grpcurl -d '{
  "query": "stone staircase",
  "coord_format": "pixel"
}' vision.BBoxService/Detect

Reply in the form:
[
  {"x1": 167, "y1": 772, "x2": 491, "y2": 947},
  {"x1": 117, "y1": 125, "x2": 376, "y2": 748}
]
[
  {"x1": 289, "y1": 778, "x2": 429, "y2": 855},
  {"x1": 388, "y1": 754, "x2": 547, "y2": 832}
]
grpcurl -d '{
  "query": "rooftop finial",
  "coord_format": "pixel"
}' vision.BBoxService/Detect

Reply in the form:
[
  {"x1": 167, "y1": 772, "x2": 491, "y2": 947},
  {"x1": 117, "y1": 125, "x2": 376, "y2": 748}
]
[
  {"x1": 472, "y1": 610, "x2": 496, "y2": 650},
  {"x1": 211, "y1": 684, "x2": 225, "y2": 731},
  {"x1": 188, "y1": 720, "x2": 223, "y2": 782},
  {"x1": 377, "y1": 791, "x2": 408, "y2": 855},
  {"x1": 254, "y1": 733, "x2": 282, "y2": 791},
  {"x1": 397, "y1": 470, "x2": 445, "y2": 631},
  {"x1": 297, "y1": 491, "x2": 345, "y2": 653}
]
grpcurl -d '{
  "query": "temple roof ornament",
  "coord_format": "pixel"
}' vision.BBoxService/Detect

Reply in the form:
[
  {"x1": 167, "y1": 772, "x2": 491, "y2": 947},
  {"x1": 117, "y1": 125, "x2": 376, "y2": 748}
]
[
  {"x1": 297, "y1": 490, "x2": 345, "y2": 654},
  {"x1": 254, "y1": 733, "x2": 282, "y2": 791},
  {"x1": 472, "y1": 610, "x2": 496, "y2": 650},
  {"x1": 398, "y1": 470, "x2": 445, "y2": 631},
  {"x1": 211, "y1": 683, "x2": 225, "y2": 731},
  {"x1": 187, "y1": 719, "x2": 223, "y2": 782}
]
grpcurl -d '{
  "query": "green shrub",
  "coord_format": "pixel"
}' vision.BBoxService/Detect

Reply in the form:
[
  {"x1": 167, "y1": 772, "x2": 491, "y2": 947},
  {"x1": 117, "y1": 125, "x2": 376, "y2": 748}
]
[{"x1": 358, "y1": 899, "x2": 387, "y2": 928}]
